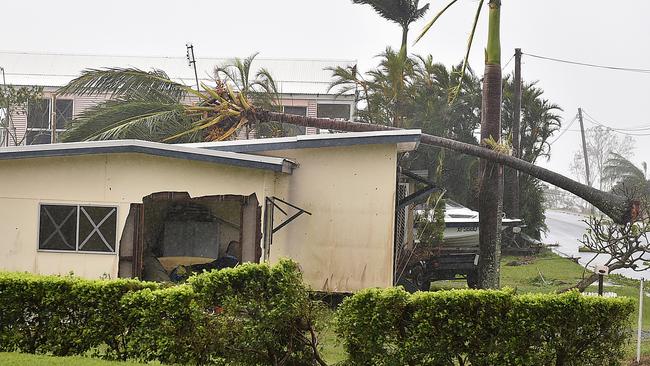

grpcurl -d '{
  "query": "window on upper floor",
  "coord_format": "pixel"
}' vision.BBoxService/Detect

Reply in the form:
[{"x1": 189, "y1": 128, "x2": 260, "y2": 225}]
[
  {"x1": 317, "y1": 103, "x2": 350, "y2": 120},
  {"x1": 38, "y1": 204, "x2": 117, "y2": 253},
  {"x1": 283, "y1": 106, "x2": 307, "y2": 116},
  {"x1": 26, "y1": 98, "x2": 73, "y2": 145}
]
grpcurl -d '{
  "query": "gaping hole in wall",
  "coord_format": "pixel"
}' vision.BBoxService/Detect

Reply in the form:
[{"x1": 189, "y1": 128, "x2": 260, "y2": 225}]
[{"x1": 118, "y1": 192, "x2": 262, "y2": 282}]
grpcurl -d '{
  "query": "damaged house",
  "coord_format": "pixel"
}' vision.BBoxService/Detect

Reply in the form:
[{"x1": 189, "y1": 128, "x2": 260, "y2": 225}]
[{"x1": 0, "y1": 130, "x2": 421, "y2": 292}]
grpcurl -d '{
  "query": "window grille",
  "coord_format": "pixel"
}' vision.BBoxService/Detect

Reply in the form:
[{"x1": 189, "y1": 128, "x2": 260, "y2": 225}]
[{"x1": 38, "y1": 204, "x2": 117, "y2": 253}]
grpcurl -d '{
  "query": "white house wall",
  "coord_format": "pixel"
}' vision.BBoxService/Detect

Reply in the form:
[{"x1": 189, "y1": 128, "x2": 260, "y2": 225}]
[
  {"x1": 266, "y1": 144, "x2": 398, "y2": 292},
  {"x1": 0, "y1": 153, "x2": 275, "y2": 278}
]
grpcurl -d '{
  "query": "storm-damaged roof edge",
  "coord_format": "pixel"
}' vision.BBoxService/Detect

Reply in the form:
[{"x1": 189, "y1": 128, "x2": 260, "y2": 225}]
[
  {"x1": 182, "y1": 129, "x2": 422, "y2": 154},
  {"x1": 0, "y1": 140, "x2": 295, "y2": 173}
]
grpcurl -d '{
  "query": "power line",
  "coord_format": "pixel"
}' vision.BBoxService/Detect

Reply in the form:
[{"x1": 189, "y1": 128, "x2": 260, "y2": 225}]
[
  {"x1": 0, "y1": 50, "x2": 182, "y2": 59},
  {"x1": 581, "y1": 110, "x2": 650, "y2": 131},
  {"x1": 582, "y1": 109, "x2": 650, "y2": 136},
  {"x1": 0, "y1": 50, "x2": 356, "y2": 63},
  {"x1": 502, "y1": 52, "x2": 515, "y2": 71},
  {"x1": 523, "y1": 53, "x2": 650, "y2": 74},
  {"x1": 548, "y1": 114, "x2": 578, "y2": 146}
]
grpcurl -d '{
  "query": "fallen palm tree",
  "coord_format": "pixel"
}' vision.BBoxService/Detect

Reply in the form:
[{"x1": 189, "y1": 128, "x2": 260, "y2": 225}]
[{"x1": 57, "y1": 68, "x2": 637, "y2": 225}]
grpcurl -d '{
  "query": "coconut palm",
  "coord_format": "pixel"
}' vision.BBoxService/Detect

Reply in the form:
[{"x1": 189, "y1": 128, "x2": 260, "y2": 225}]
[
  {"x1": 214, "y1": 53, "x2": 301, "y2": 138},
  {"x1": 352, "y1": 0, "x2": 429, "y2": 53},
  {"x1": 604, "y1": 153, "x2": 650, "y2": 204}
]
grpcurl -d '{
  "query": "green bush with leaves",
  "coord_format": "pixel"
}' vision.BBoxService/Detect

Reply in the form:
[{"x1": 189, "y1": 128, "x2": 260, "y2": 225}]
[
  {"x1": 0, "y1": 272, "x2": 158, "y2": 358},
  {"x1": 336, "y1": 288, "x2": 633, "y2": 366},
  {"x1": 0, "y1": 260, "x2": 326, "y2": 365},
  {"x1": 189, "y1": 260, "x2": 326, "y2": 365},
  {"x1": 120, "y1": 285, "x2": 222, "y2": 365}
]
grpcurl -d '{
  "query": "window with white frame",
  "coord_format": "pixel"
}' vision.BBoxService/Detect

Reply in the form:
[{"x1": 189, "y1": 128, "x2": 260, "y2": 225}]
[
  {"x1": 26, "y1": 98, "x2": 73, "y2": 145},
  {"x1": 38, "y1": 204, "x2": 117, "y2": 253}
]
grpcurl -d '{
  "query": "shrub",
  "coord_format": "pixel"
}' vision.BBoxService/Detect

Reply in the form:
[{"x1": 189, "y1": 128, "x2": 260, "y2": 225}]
[
  {"x1": 189, "y1": 259, "x2": 325, "y2": 365},
  {"x1": 0, "y1": 260, "x2": 326, "y2": 365},
  {"x1": 120, "y1": 285, "x2": 222, "y2": 365},
  {"x1": 0, "y1": 272, "x2": 158, "y2": 358},
  {"x1": 336, "y1": 288, "x2": 634, "y2": 366}
]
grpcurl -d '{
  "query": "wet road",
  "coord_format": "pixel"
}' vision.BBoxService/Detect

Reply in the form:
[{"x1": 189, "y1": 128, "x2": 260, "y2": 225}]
[{"x1": 543, "y1": 210, "x2": 648, "y2": 280}]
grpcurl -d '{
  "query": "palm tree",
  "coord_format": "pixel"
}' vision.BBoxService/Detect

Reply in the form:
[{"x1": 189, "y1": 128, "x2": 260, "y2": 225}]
[
  {"x1": 415, "y1": 0, "x2": 503, "y2": 288},
  {"x1": 329, "y1": 48, "x2": 416, "y2": 127},
  {"x1": 501, "y1": 78, "x2": 562, "y2": 238},
  {"x1": 57, "y1": 67, "x2": 634, "y2": 228},
  {"x1": 352, "y1": 0, "x2": 429, "y2": 53},
  {"x1": 214, "y1": 53, "x2": 303, "y2": 138},
  {"x1": 604, "y1": 153, "x2": 650, "y2": 203}
]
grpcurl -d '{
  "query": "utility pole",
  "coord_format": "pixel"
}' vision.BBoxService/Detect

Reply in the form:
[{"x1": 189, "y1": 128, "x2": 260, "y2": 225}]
[
  {"x1": 186, "y1": 43, "x2": 200, "y2": 92},
  {"x1": 578, "y1": 107, "x2": 591, "y2": 187},
  {"x1": 509, "y1": 48, "x2": 522, "y2": 218}
]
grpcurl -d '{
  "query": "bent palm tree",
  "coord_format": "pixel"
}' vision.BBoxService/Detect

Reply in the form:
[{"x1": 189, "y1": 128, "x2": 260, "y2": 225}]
[
  {"x1": 58, "y1": 68, "x2": 634, "y2": 227},
  {"x1": 352, "y1": 0, "x2": 429, "y2": 53}
]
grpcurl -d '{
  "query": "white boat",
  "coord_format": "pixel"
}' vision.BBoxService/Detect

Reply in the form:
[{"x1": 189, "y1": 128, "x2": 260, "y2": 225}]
[{"x1": 416, "y1": 200, "x2": 522, "y2": 248}]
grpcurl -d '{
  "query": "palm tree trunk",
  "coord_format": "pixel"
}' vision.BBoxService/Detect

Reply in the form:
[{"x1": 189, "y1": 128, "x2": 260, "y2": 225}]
[
  {"x1": 476, "y1": 0, "x2": 503, "y2": 289},
  {"x1": 401, "y1": 26, "x2": 409, "y2": 54},
  {"x1": 256, "y1": 110, "x2": 633, "y2": 225}
]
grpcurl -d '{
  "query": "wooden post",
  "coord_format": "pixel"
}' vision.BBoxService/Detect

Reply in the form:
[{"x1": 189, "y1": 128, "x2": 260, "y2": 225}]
[{"x1": 637, "y1": 278, "x2": 644, "y2": 363}]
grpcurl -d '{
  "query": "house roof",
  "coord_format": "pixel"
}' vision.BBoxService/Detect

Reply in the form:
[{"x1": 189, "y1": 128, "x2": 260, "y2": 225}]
[
  {"x1": 0, "y1": 140, "x2": 295, "y2": 173},
  {"x1": 182, "y1": 130, "x2": 422, "y2": 153},
  {"x1": 0, "y1": 51, "x2": 356, "y2": 95}
]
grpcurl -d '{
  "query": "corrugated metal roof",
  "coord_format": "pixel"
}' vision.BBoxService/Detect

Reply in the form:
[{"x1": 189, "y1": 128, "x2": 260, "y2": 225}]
[
  {"x1": 183, "y1": 130, "x2": 422, "y2": 153},
  {"x1": 0, "y1": 139, "x2": 295, "y2": 173},
  {"x1": 0, "y1": 51, "x2": 356, "y2": 95}
]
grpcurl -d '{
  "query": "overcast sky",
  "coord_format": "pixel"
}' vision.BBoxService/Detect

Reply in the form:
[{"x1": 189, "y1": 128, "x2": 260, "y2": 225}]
[{"x1": 2, "y1": 0, "x2": 649, "y2": 178}]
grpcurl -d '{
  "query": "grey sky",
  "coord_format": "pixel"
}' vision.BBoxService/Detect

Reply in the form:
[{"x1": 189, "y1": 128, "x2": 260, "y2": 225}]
[{"x1": 2, "y1": 0, "x2": 649, "y2": 178}]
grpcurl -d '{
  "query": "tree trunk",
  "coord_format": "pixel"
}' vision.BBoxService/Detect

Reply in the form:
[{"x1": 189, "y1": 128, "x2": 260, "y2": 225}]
[
  {"x1": 475, "y1": 0, "x2": 503, "y2": 289},
  {"x1": 401, "y1": 26, "x2": 408, "y2": 54},
  {"x1": 560, "y1": 262, "x2": 623, "y2": 292},
  {"x1": 256, "y1": 110, "x2": 633, "y2": 224}
]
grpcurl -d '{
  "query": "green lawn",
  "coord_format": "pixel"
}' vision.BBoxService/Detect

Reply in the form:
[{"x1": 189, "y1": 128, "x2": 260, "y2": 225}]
[{"x1": 0, "y1": 353, "x2": 147, "y2": 366}]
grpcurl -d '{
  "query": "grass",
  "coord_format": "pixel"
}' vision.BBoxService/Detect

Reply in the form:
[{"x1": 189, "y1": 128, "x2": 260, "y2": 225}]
[{"x1": 0, "y1": 352, "x2": 147, "y2": 365}]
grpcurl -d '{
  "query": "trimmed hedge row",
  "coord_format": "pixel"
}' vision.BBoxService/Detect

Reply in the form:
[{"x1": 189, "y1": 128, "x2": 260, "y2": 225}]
[
  {"x1": 0, "y1": 260, "x2": 322, "y2": 365},
  {"x1": 0, "y1": 272, "x2": 158, "y2": 358},
  {"x1": 1, "y1": 265, "x2": 635, "y2": 365},
  {"x1": 336, "y1": 287, "x2": 634, "y2": 366}
]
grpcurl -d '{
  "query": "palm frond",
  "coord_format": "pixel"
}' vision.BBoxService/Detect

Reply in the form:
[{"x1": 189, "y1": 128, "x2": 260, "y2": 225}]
[
  {"x1": 56, "y1": 68, "x2": 195, "y2": 102},
  {"x1": 604, "y1": 153, "x2": 646, "y2": 183},
  {"x1": 414, "y1": 0, "x2": 459, "y2": 44},
  {"x1": 447, "y1": 0, "x2": 484, "y2": 103},
  {"x1": 353, "y1": 0, "x2": 429, "y2": 26},
  {"x1": 61, "y1": 99, "x2": 195, "y2": 142}
]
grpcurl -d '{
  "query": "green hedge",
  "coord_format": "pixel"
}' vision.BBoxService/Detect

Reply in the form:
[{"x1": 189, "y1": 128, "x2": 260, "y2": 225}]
[
  {"x1": 1, "y1": 266, "x2": 635, "y2": 365},
  {"x1": 0, "y1": 272, "x2": 158, "y2": 358},
  {"x1": 0, "y1": 260, "x2": 324, "y2": 365},
  {"x1": 336, "y1": 288, "x2": 634, "y2": 366}
]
